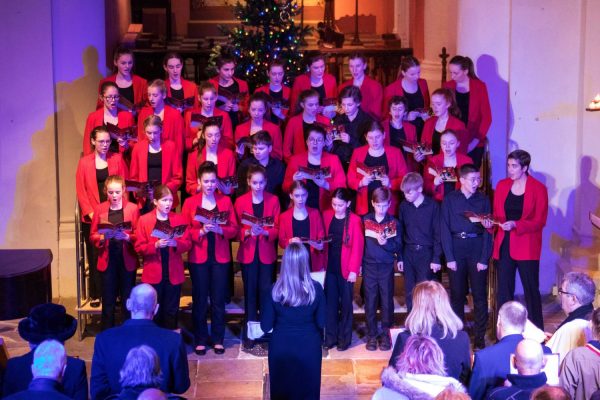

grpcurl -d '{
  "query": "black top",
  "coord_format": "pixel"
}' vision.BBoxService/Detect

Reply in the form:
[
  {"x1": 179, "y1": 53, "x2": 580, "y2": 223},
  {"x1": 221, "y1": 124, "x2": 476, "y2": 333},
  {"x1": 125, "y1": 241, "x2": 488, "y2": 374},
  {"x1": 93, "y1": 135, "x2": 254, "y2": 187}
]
[
  {"x1": 333, "y1": 109, "x2": 372, "y2": 148},
  {"x1": 444, "y1": 181, "x2": 457, "y2": 196},
  {"x1": 364, "y1": 152, "x2": 389, "y2": 213},
  {"x1": 108, "y1": 208, "x2": 124, "y2": 263},
  {"x1": 305, "y1": 161, "x2": 321, "y2": 209},
  {"x1": 440, "y1": 190, "x2": 492, "y2": 264},
  {"x1": 292, "y1": 214, "x2": 311, "y2": 262},
  {"x1": 388, "y1": 123, "x2": 406, "y2": 150},
  {"x1": 455, "y1": 91, "x2": 470, "y2": 126},
  {"x1": 218, "y1": 80, "x2": 241, "y2": 128},
  {"x1": 327, "y1": 216, "x2": 345, "y2": 275},
  {"x1": 432, "y1": 129, "x2": 443, "y2": 155},
  {"x1": 362, "y1": 212, "x2": 401, "y2": 264},
  {"x1": 236, "y1": 156, "x2": 287, "y2": 207},
  {"x1": 96, "y1": 166, "x2": 109, "y2": 203},
  {"x1": 158, "y1": 218, "x2": 170, "y2": 280},
  {"x1": 403, "y1": 85, "x2": 426, "y2": 139},
  {"x1": 170, "y1": 87, "x2": 184, "y2": 100},
  {"x1": 147, "y1": 150, "x2": 162, "y2": 183},
  {"x1": 302, "y1": 120, "x2": 315, "y2": 145},
  {"x1": 312, "y1": 83, "x2": 326, "y2": 104},
  {"x1": 504, "y1": 190, "x2": 524, "y2": 221},
  {"x1": 251, "y1": 201, "x2": 264, "y2": 262},
  {"x1": 397, "y1": 196, "x2": 442, "y2": 263},
  {"x1": 118, "y1": 85, "x2": 134, "y2": 105},
  {"x1": 204, "y1": 205, "x2": 217, "y2": 262},
  {"x1": 268, "y1": 89, "x2": 284, "y2": 124}
]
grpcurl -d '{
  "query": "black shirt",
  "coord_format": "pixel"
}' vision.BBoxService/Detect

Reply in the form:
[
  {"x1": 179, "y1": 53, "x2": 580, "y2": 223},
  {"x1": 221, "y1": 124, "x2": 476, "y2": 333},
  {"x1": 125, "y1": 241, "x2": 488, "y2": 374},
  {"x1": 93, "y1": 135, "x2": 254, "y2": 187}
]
[
  {"x1": 158, "y1": 218, "x2": 170, "y2": 280},
  {"x1": 432, "y1": 129, "x2": 443, "y2": 155},
  {"x1": 312, "y1": 83, "x2": 326, "y2": 104},
  {"x1": 327, "y1": 216, "x2": 345, "y2": 274},
  {"x1": 444, "y1": 180, "x2": 457, "y2": 197},
  {"x1": 362, "y1": 212, "x2": 401, "y2": 265},
  {"x1": 455, "y1": 91, "x2": 470, "y2": 126},
  {"x1": 388, "y1": 123, "x2": 407, "y2": 150},
  {"x1": 96, "y1": 166, "x2": 109, "y2": 203},
  {"x1": 268, "y1": 89, "x2": 284, "y2": 125},
  {"x1": 108, "y1": 208, "x2": 125, "y2": 264},
  {"x1": 118, "y1": 85, "x2": 135, "y2": 105},
  {"x1": 333, "y1": 109, "x2": 372, "y2": 148},
  {"x1": 218, "y1": 80, "x2": 241, "y2": 128},
  {"x1": 204, "y1": 205, "x2": 218, "y2": 262},
  {"x1": 397, "y1": 196, "x2": 442, "y2": 263},
  {"x1": 364, "y1": 152, "x2": 389, "y2": 213},
  {"x1": 236, "y1": 156, "x2": 286, "y2": 207},
  {"x1": 251, "y1": 201, "x2": 264, "y2": 262},
  {"x1": 440, "y1": 190, "x2": 492, "y2": 264},
  {"x1": 403, "y1": 85, "x2": 426, "y2": 139},
  {"x1": 504, "y1": 190, "x2": 524, "y2": 221},
  {"x1": 292, "y1": 214, "x2": 311, "y2": 262},
  {"x1": 305, "y1": 161, "x2": 321, "y2": 209},
  {"x1": 170, "y1": 87, "x2": 184, "y2": 100},
  {"x1": 147, "y1": 150, "x2": 162, "y2": 183}
]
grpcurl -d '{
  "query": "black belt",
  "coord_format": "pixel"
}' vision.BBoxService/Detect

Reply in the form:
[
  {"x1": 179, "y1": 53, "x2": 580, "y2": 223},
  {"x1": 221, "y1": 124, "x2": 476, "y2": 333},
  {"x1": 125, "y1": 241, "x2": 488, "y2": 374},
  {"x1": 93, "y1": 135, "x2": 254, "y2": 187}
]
[
  {"x1": 405, "y1": 244, "x2": 432, "y2": 251},
  {"x1": 452, "y1": 232, "x2": 482, "y2": 239}
]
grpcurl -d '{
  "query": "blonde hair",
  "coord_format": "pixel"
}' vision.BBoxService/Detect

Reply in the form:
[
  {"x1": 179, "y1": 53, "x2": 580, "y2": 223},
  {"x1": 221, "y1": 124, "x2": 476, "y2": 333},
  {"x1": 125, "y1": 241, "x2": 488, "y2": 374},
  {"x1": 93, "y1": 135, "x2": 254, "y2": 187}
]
[
  {"x1": 395, "y1": 335, "x2": 446, "y2": 376},
  {"x1": 272, "y1": 243, "x2": 316, "y2": 306},
  {"x1": 405, "y1": 281, "x2": 463, "y2": 339}
]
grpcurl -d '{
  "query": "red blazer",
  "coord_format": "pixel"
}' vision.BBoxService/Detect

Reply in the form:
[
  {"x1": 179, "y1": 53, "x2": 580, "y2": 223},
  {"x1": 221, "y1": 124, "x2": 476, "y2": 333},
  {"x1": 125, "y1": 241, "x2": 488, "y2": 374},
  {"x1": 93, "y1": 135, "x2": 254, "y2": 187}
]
[
  {"x1": 323, "y1": 210, "x2": 365, "y2": 280},
  {"x1": 166, "y1": 78, "x2": 199, "y2": 109},
  {"x1": 383, "y1": 119, "x2": 419, "y2": 172},
  {"x1": 282, "y1": 114, "x2": 331, "y2": 162},
  {"x1": 347, "y1": 145, "x2": 408, "y2": 216},
  {"x1": 278, "y1": 207, "x2": 326, "y2": 272},
  {"x1": 492, "y1": 177, "x2": 548, "y2": 260},
  {"x1": 83, "y1": 109, "x2": 135, "y2": 155},
  {"x1": 254, "y1": 84, "x2": 292, "y2": 120},
  {"x1": 422, "y1": 116, "x2": 469, "y2": 155},
  {"x1": 129, "y1": 140, "x2": 183, "y2": 208},
  {"x1": 134, "y1": 211, "x2": 192, "y2": 285},
  {"x1": 91, "y1": 201, "x2": 140, "y2": 272},
  {"x1": 181, "y1": 192, "x2": 238, "y2": 264},
  {"x1": 383, "y1": 78, "x2": 430, "y2": 115},
  {"x1": 234, "y1": 192, "x2": 280, "y2": 264},
  {"x1": 338, "y1": 76, "x2": 383, "y2": 121},
  {"x1": 443, "y1": 79, "x2": 492, "y2": 148},
  {"x1": 208, "y1": 77, "x2": 250, "y2": 115},
  {"x1": 185, "y1": 146, "x2": 236, "y2": 195},
  {"x1": 290, "y1": 73, "x2": 338, "y2": 113},
  {"x1": 76, "y1": 152, "x2": 129, "y2": 222},
  {"x1": 137, "y1": 105, "x2": 185, "y2": 157},
  {"x1": 423, "y1": 153, "x2": 473, "y2": 202},
  {"x1": 183, "y1": 107, "x2": 234, "y2": 152},
  {"x1": 234, "y1": 119, "x2": 283, "y2": 160},
  {"x1": 97, "y1": 74, "x2": 148, "y2": 109},
  {"x1": 283, "y1": 152, "x2": 346, "y2": 211}
]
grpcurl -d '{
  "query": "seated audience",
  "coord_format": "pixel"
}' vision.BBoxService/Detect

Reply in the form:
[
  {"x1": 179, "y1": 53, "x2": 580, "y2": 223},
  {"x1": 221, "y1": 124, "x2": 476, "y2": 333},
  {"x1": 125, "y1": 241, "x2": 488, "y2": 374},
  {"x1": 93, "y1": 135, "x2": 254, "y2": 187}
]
[
  {"x1": 560, "y1": 307, "x2": 600, "y2": 400},
  {"x1": 531, "y1": 385, "x2": 572, "y2": 400},
  {"x1": 2, "y1": 304, "x2": 87, "y2": 400},
  {"x1": 374, "y1": 335, "x2": 466, "y2": 399},
  {"x1": 434, "y1": 387, "x2": 471, "y2": 400},
  {"x1": 487, "y1": 339, "x2": 548, "y2": 399}
]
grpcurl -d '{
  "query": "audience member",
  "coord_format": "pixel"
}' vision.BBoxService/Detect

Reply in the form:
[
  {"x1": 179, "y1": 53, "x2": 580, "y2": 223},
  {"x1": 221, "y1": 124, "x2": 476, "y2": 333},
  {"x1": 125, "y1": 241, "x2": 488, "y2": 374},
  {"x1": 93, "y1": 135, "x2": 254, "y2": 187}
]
[
  {"x1": 103, "y1": 345, "x2": 162, "y2": 400},
  {"x1": 138, "y1": 388, "x2": 168, "y2": 400},
  {"x1": 560, "y1": 307, "x2": 600, "y2": 400},
  {"x1": 90, "y1": 284, "x2": 190, "y2": 400},
  {"x1": 2, "y1": 304, "x2": 87, "y2": 400},
  {"x1": 434, "y1": 387, "x2": 471, "y2": 400},
  {"x1": 530, "y1": 385, "x2": 572, "y2": 400},
  {"x1": 487, "y1": 339, "x2": 548, "y2": 399}
]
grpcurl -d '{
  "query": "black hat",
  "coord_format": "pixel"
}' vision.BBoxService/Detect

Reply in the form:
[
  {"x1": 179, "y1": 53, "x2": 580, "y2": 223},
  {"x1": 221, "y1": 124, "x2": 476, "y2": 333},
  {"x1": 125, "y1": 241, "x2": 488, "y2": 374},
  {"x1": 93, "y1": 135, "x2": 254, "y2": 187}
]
[{"x1": 18, "y1": 303, "x2": 77, "y2": 344}]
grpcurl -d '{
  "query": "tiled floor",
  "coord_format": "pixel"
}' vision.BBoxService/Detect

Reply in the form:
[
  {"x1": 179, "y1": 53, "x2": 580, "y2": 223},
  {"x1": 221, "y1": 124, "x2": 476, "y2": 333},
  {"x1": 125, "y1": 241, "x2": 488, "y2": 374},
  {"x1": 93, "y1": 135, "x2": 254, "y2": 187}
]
[{"x1": 0, "y1": 295, "x2": 565, "y2": 400}]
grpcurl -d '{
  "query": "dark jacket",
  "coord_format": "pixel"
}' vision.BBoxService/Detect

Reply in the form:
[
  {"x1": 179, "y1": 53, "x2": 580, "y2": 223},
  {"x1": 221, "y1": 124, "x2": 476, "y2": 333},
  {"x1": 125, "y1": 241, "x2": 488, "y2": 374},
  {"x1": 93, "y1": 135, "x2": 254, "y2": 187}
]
[
  {"x1": 4, "y1": 378, "x2": 74, "y2": 400},
  {"x1": 486, "y1": 372, "x2": 547, "y2": 400}
]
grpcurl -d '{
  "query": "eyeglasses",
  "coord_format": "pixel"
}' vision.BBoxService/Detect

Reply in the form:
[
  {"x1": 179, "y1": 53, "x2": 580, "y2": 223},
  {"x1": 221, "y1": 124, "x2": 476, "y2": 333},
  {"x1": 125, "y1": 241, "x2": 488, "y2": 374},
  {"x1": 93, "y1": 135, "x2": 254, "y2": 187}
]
[
  {"x1": 95, "y1": 140, "x2": 111, "y2": 145},
  {"x1": 308, "y1": 138, "x2": 324, "y2": 144},
  {"x1": 104, "y1": 95, "x2": 120, "y2": 101},
  {"x1": 558, "y1": 289, "x2": 575, "y2": 297}
]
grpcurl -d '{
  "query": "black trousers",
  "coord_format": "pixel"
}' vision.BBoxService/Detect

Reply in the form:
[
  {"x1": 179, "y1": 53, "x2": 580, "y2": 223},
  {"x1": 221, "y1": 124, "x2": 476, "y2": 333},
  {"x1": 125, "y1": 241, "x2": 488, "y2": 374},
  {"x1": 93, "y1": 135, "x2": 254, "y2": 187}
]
[
  {"x1": 403, "y1": 246, "x2": 436, "y2": 312},
  {"x1": 324, "y1": 272, "x2": 354, "y2": 347},
  {"x1": 151, "y1": 280, "x2": 181, "y2": 330},
  {"x1": 468, "y1": 147, "x2": 485, "y2": 170},
  {"x1": 189, "y1": 261, "x2": 228, "y2": 346},
  {"x1": 241, "y1": 259, "x2": 274, "y2": 339},
  {"x1": 363, "y1": 262, "x2": 395, "y2": 338},
  {"x1": 496, "y1": 237, "x2": 544, "y2": 330},
  {"x1": 448, "y1": 238, "x2": 488, "y2": 340},
  {"x1": 100, "y1": 252, "x2": 136, "y2": 330},
  {"x1": 82, "y1": 222, "x2": 102, "y2": 299}
]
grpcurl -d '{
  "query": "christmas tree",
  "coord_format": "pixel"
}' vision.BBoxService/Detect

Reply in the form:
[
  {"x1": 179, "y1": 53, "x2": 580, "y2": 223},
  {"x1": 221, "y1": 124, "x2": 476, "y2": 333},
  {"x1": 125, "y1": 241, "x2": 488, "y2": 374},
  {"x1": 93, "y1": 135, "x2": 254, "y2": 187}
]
[{"x1": 220, "y1": 0, "x2": 310, "y2": 91}]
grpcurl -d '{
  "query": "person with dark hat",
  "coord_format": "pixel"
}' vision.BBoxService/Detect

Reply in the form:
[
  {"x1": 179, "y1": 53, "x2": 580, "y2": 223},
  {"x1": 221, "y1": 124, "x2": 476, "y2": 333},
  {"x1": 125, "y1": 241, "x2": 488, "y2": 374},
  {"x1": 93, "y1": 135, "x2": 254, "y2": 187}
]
[{"x1": 1, "y1": 303, "x2": 87, "y2": 400}]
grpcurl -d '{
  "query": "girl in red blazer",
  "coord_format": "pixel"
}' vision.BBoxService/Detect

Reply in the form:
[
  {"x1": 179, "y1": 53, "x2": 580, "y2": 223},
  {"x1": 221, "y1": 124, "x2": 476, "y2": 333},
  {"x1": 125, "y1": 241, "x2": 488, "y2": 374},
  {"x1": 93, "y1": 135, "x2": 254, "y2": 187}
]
[
  {"x1": 347, "y1": 121, "x2": 408, "y2": 216},
  {"x1": 283, "y1": 89, "x2": 331, "y2": 162},
  {"x1": 283, "y1": 125, "x2": 346, "y2": 212},
  {"x1": 254, "y1": 60, "x2": 291, "y2": 124},
  {"x1": 338, "y1": 53, "x2": 383, "y2": 121},
  {"x1": 424, "y1": 130, "x2": 473, "y2": 202},
  {"x1": 278, "y1": 181, "x2": 326, "y2": 272},
  {"x1": 322, "y1": 188, "x2": 364, "y2": 350},
  {"x1": 134, "y1": 185, "x2": 192, "y2": 330},
  {"x1": 444, "y1": 56, "x2": 492, "y2": 169},
  {"x1": 290, "y1": 52, "x2": 338, "y2": 117},
  {"x1": 84, "y1": 82, "x2": 135, "y2": 156},
  {"x1": 184, "y1": 82, "x2": 234, "y2": 152},
  {"x1": 185, "y1": 121, "x2": 236, "y2": 195},
  {"x1": 76, "y1": 127, "x2": 129, "y2": 307},
  {"x1": 422, "y1": 88, "x2": 469, "y2": 156},
  {"x1": 234, "y1": 165, "x2": 281, "y2": 349},
  {"x1": 382, "y1": 96, "x2": 419, "y2": 172},
  {"x1": 136, "y1": 79, "x2": 185, "y2": 157},
  {"x1": 383, "y1": 56, "x2": 431, "y2": 138},
  {"x1": 130, "y1": 115, "x2": 183, "y2": 212},
  {"x1": 234, "y1": 93, "x2": 283, "y2": 160},
  {"x1": 181, "y1": 161, "x2": 239, "y2": 355},
  {"x1": 209, "y1": 53, "x2": 250, "y2": 129},
  {"x1": 97, "y1": 47, "x2": 147, "y2": 110},
  {"x1": 91, "y1": 175, "x2": 140, "y2": 330},
  {"x1": 484, "y1": 150, "x2": 548, "y2": 330},
  {"x1": 163, "y1": 52, "x2": 199, "y2": 112}
]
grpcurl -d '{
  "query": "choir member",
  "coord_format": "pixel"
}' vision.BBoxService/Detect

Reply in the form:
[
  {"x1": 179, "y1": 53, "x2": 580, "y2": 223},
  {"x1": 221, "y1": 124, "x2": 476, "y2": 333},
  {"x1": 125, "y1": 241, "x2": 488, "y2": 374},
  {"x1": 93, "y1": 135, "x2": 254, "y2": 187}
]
[
  {"x1": 283, "y1": 125, "x2": 346, "y2": 211},
  {"x1": 290, "y1": 52, "x2": 338, "y2": 117},
  {"x1": 134, "y1": 185, "x2": 192, "y2": 330},
  {"x1": 234, "y1": 93, "x2": 283, "y2": 160},
  {"x1": 234, "y1": 165, "x2": 281, "y2": 349},
  {"x1": 76, "y1": 126, "x2": 128, "y2": 308},
  {"x1": 254, "y1": 60, "x2": 291, "y2": 125},
  {"x1": 182, "y1": 161, "x2": 239, "y2": 355},
  {"x1": 382, "y1": 96, "x2": 419, "y2": 171},
  {"x1": 444, "y1": 55, "x2": 492, "y2": 169},
  {"x1": 209, "y1": 52, "x2": 249, "y2": 130},
  {"x1": 422, "y1": 88, "x2": 468, "y2": 155},
  {"x1": 322, "y1": 188, "x2": 364, "y2": 351},
  {"x1": 130, "y1": 115, "x2": 183, "y2": 212},
  {"x1": 163, "y1": 52, "x2": 199, "y2": 111},
  {"x1": 338, "y1": 52, "x2": 383, "y2": 120},
  {"x1": 91, "y1": 175, "x2": 139, "y2": 329},
  {"x1": 97, "y1": 47, "x2": 147, "y2": 109},
  {"x1": 347, "y1": 120, "x2": 408, "y2": 216}
]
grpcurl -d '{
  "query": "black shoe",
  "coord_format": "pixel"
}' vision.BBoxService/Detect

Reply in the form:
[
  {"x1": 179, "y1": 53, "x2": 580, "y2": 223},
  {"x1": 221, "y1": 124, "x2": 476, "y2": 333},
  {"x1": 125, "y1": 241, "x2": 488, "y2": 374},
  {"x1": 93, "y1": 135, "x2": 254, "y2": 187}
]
[
  {"x1": 194, "y1": 346, "x2": 207, "y2": 356},
  {"x1": 90, "y1": 299, "x2": 101, "y2": 308},
  {"x1": 214, "y1": 345, "x2": 225, "y2": 355},
  {"x1": 366, "y1": 337, "x2": 378, "y2": 351},
  {"x1": 336, "y1": 343, "x2": 350, "y2": 351},
  {"x1": 378, "y1": 333, "x2": 392, "y2": 351}
]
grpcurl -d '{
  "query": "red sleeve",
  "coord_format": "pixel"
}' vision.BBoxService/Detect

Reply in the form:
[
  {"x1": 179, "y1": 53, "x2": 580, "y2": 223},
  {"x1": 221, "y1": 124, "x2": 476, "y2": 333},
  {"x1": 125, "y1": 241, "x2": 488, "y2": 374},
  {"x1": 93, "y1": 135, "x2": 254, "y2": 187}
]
[
  {"x1": 173, "y1": 215, "x2": 192, "y2": 255},
  {"x1": 423, "y1": 158, "x2": 441, "y2": 200},
  {"x1": 182, "y1": 197, "x2": 203, "y2": 245},
  {"x1": 347, "y1": 149, "x2": 362, "y2": 191},
  {"x1": 234, "y1": 197, "x2": 249, "y2": 241},
  {"x1": 327, "y1": 154, "x2": 347, "y2": 191},
  {"x1": 283, "y1": 117, "x2": 298, "y2": 162},
  {"x1": 186, "y1": 151, "x2": 199, "y2": 195},
  {"x1": 282, "y1": 156, "x2": 298, "y2": 194},
  {"x1": 265, "y1": 197, "x2": 280, "y2": 242},
  {"x1": 389, "y1": 150, "x2": 408, "y2": 191},
  {"x1": 514, "y1": 183, "x2": 548, "y2": 235},
  {"x1": 90, "y1": 206, "x2": 106, "y2": 248},
  {"x1": 268, "y1": 124, "x2": 283, "y2": 160},
  {"x1": 76, "y1": 158, "x2": 94, "y2": 219},
  {"x1": 83, "y1": 113, "x2": 96, "y2": 155},
  {"x1": 220, "y1": 198, "x2": 239, "y2": 240},
  {"x1": 165, "y1": 144, "x2": 183, "y2": 195},
  {"x1": 221, "y1": 112, "x2": 234, "y2": 149},
  {"x1": 172, "y1": 111, "x2": 185, "y2": 157},
  {"x1": 134, "y1": 217, "x2": 159, "y2": 256},
  {"x1": 278, "y1": 212, "x2": 291, "y2": 249},
  {"x1": 348, "y1": 215, "x2": 364, "y2": 274},
  {"x1": 128, "y1": 206, "x2": 140, "y2": 244}
]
